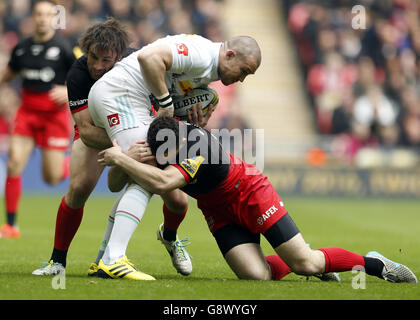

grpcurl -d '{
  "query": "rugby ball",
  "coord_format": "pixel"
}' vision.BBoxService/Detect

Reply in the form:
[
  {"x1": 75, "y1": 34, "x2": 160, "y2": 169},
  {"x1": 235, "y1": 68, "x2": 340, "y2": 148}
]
[{"x1": 173, "y1": 87, "x2": 219, "y2": 121}]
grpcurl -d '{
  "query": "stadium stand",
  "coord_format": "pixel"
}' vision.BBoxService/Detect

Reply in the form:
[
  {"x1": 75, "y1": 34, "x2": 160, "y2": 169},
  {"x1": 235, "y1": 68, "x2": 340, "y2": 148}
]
[
  {"x1": 284, "y1": 0, "x2": 420, "y2": 167},
  {"x1": 222, "y1": 0, "x2": 316, "y2": 161}
]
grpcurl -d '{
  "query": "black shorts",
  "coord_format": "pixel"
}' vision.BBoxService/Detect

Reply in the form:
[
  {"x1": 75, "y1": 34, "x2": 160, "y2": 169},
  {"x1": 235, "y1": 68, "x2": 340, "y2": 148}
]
[{"x1": 213, "y1": 213, "x2": 300, "y2": 256}]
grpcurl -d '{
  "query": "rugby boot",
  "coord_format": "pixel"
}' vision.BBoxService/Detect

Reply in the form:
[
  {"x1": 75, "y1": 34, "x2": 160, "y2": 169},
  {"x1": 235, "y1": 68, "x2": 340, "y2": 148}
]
[
  {"x1": 96, "y1": 256, "x2": 155, "y2": 280},
  {"x1": 157, "y1": 223, "x2": 192, "y2": 276},
  {"x1": 366, "y1": 251, "x2": 417, "y2": 283},
  {"x1": 32, "y1": 260, "x2": 65, "y2": 276},
  {"x1": 88, "y1": 262, "x2": 99, "y2": 277},
  {"x1": 0, "y1": 224, "x2": 21, "y2": 238}
]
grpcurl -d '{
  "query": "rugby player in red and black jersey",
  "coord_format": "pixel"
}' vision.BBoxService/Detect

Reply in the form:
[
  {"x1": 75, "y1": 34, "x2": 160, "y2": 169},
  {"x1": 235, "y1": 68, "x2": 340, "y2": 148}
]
[
  {"x1": 97, "y1": 116, "x2": 417, "y2": 284},
  {"x1": 32, "y1": 17, "x2": 135, "y2": 275},
  {"x1": 0, "y1": 0, "x2": 75, "y2": 238}
]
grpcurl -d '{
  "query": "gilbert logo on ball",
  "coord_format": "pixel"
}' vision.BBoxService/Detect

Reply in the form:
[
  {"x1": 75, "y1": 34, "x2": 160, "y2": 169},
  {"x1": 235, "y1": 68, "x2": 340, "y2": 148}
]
[{"x1": 172, "y1": 87, "x2": 219, "y2": 121}]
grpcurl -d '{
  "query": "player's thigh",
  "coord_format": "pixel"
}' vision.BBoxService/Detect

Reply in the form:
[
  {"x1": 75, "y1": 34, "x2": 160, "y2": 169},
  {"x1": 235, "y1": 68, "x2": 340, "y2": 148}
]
[
  {"x1": 160, "y1": 189, "x2": 189, "y2": 213},
  {"x1": 65, "y1": 139, "x2": 104, "y2": 207},
  {"x1": 7, "y1": 135, "x2": 35, "y2": 176},
  {"x1": 112, "y1": 125, "x2": 151, "y2": 152},
  {"x1": 41, "y1": 148, "x2": 66, "y2": 184},
  {"x1": 88, "y1": 79, "x2": 152, "y2": 149},
  {"x1": 213, "y1": 224, "x2": 270, "y2": 280}
]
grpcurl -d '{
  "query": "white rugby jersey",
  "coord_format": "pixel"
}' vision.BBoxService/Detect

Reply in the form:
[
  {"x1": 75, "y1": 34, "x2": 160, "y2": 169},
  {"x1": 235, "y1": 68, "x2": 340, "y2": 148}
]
[{"x1": 106, "y1": 34, "x2": 222, "y2": 98}]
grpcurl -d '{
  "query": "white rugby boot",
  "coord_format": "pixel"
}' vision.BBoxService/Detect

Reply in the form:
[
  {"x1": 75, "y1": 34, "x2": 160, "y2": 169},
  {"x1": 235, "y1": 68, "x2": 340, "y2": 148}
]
[
  {"x1": 32, "y1": 260, "x2": 65, "y2": 276},
  {"x1": 157, "y1": 223, "x2": 192, "y2": 276},
  {"x1": 313, "y1": 272, "x2": 341, "y2": 282},
  {"x1": 366, "y1": 251, "x2": 417, "y2": 283}
]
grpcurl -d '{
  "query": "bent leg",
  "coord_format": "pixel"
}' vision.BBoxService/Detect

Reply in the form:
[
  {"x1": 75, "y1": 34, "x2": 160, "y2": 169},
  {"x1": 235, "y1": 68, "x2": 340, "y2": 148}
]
[
  {"x1": 7, "y1": 135, "x2": 35, "y2": 177},
  {"x1": 160, "y1": 189, "x2": 189, "y2": 241},
  {"x1": 51, "y1": 140, "x2": 104, "y2": 265},
  {"x1": 214, "y1": 224, "x2": 272, "y2": 280},
  {"x1": 274, "y1": 233, "x2": 326, "y2": 276},
  {"x1": 65, "y1": 139, "x2": 104, "y2": 208},
  {"x1": 266, "y1": 214, "x2": 366, "y2": 277},
  {"x1": 225, "y1": 243, "x2": 272, "y2": 280},
  {"x1": 41, "y1": 148, "x2": 67, "y2": 185}
]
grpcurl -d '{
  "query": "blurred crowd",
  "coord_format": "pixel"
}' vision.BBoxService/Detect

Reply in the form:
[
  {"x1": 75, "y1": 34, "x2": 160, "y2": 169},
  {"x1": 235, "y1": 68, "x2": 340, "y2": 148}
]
[
  {"x1": 285, "y1": 0, "x2": 420, "y2": 165},
  {"x1": 0, "y1": 0, "x2": 252, "y2": 155}
]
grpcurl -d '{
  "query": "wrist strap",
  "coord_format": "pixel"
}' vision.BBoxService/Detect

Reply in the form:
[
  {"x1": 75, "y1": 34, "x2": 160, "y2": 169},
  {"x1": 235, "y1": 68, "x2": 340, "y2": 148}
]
[{"x1": 157, "y1": 93, "x2": 173, "y2": 109}]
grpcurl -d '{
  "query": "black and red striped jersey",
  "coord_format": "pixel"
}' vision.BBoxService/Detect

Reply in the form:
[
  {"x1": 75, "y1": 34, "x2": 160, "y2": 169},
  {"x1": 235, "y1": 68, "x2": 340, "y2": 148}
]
[
  {"x1": 8, "y1": 33, "x2": 75, "y2": 93},
  {"x1": 66, "y1": 47, "x2": 137, "y2": 114}
]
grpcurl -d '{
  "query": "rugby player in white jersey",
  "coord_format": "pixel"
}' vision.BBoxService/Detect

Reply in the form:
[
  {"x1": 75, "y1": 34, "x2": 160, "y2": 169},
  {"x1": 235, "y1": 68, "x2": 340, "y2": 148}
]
[
  {"x1": 88, "y1": 34, "x2": 261, "y2": 279},
  {"x1": 32, "y1": 20, "x2": 209, "y2": 279}
]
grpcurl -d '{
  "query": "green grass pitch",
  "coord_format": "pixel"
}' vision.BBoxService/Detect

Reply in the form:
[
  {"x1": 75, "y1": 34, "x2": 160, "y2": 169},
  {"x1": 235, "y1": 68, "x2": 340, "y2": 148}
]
[{"x1": 0, "y1": 195, "x2": 419, "y2": 300}]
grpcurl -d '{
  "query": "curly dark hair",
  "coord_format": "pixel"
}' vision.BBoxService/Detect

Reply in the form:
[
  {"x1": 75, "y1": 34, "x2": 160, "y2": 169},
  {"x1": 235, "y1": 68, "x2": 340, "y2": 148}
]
[
  {"x1": 147, "y1": 116, "x2": 181, "y2": 156},
  {"x1": 78, "y1": 17, "x2": 131, "y2": 58}
]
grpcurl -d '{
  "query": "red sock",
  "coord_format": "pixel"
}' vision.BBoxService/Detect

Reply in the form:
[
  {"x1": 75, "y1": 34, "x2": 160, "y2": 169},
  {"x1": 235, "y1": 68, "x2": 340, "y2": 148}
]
[
  {"x1": 61, "y1": 154, "x2": 70, "y2": 180},
  {"x1": 265, "y1": 255, "x2": 292, "y2": 280},
  {"x1": 54, "y1": 197, "x2": 84, "y2": 251},
  {"x1": 163, "y1": 204, "x2": 187, "y2": 231},
  {"x1": 5, "y1": 176, "x2": 22, "y2": 214},
  {"x1": 318, "y1": 247, "x2": 365, "y2": 273}
]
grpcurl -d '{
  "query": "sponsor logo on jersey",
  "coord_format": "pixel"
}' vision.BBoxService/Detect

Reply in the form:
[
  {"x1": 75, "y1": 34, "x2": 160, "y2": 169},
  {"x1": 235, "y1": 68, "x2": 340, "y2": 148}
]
[
  {"x1": 177, "y1": 80, "x2": 193, "y2": 94},
  {"x1": 21, "y1": 67, "x2": 55, "y2": 82},
  {"x1": 180, "y1": 155, "x2": 205, "y2": 178},
  {"x1": 107, "y1": 113, "x2": 120, "y2": 127},
  {"x1": 48, "y1": 137, "x2": 69, "y2": 148},
  {"x1": 256, "y1": 201, "x2": 284, "y2": 225},
  {"x1": 31, "y1": 44, "x2": 44, "y2": 56},
  {"x1": 176, "y1": 43, "x2": 189, "y2": 56},
  {"x1": 16, "y1": 48, "x2": 25, "y2": 56},
  {"x1": 45, "y1": 46, "x2": 61, "y2": 60},
  {"x1": 69, "y1": 98, "x2": 88, "y2": 108}
]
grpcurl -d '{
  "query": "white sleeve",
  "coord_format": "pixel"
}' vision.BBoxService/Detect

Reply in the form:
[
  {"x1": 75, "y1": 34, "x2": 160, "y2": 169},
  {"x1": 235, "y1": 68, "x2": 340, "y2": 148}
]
[{"x1": 168, "y1": 37, "x2": 212, "y2": 76}]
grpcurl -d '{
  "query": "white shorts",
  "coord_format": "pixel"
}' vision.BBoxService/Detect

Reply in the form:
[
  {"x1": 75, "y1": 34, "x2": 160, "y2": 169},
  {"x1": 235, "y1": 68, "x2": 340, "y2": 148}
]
[{"x1": 88, "y1": 76, "x2": 154, "y2": 151}]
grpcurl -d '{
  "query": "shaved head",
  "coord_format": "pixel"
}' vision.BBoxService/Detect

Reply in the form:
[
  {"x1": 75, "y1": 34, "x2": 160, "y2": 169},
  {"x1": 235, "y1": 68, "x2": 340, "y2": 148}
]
[
  {"x1": 226, "y1": 36, "x2": 262, "y2": 67},
  {"x1": 218, "y1": 36, "x2": 261, "y2": 86}
]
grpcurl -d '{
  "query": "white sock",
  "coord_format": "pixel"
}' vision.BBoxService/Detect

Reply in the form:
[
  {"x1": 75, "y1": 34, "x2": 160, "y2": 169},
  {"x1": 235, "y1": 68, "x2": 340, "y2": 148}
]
[
  {"x1": 102, "y1": 184, "x2": 151, "y2": 265},
  {"x1": 94, "y1": 193, "x2": 124, "y2": 265}
]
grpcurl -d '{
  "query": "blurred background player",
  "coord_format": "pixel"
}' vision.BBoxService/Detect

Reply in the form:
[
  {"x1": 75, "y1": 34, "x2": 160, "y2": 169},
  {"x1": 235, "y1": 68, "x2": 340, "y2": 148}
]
[{"x1": 0, "y1": 0, "x2": 75, "y2": 238}]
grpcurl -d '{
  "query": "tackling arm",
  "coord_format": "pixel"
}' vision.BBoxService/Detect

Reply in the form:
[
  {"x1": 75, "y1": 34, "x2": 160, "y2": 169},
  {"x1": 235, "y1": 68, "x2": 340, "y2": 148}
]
[
  {"x1": 73, "y1": 108, "x2": 112, "y2": 150},
  {"x1": 98, "y1": 142, "x2": 187, "y2": 195}
]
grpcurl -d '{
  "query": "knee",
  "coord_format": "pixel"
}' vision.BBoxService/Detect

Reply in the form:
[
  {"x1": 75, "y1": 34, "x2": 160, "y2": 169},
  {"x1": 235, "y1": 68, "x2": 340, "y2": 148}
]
[
  {"x1": 66, "y1": 180, "x2": 95, "y2": 207},
  {"x1": 7, "y1": 157, "x2": 24, "y2": 176},
  {"x1": 237, "y1": 267, "x2": 271, "y2": 281},
  {"x1": 289, "y1": 259, "x2": 322, "y2": 276},
  {"x1": 43, "y1": 172, "x2": 62, "y2": 185},
  {"x1": 165, "y1": 194, "x2": 189, "y2": 213}
]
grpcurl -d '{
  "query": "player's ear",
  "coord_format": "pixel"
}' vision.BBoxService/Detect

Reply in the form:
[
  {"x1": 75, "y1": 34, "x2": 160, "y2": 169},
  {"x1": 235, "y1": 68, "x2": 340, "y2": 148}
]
[{"x1": 226, "y1": 49, "x2": 236, "y2": 59}]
